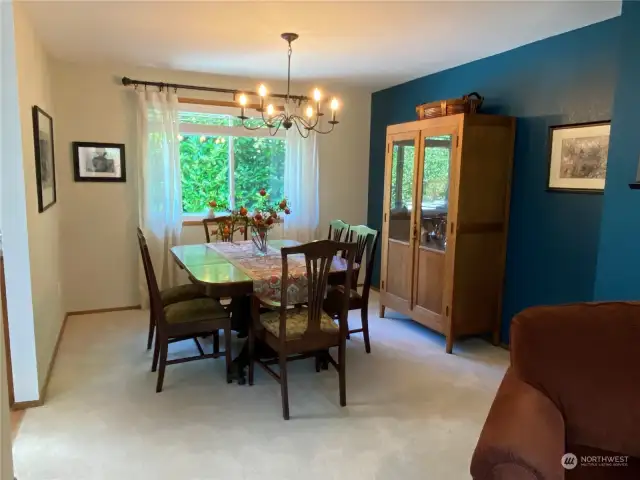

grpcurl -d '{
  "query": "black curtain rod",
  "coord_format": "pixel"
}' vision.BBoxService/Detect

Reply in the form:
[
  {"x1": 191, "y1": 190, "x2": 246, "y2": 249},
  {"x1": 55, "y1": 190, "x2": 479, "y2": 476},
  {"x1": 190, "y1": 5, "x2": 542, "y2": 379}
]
[{"x1": 121, "y1": 76, "x2": 310, "y2": 102}]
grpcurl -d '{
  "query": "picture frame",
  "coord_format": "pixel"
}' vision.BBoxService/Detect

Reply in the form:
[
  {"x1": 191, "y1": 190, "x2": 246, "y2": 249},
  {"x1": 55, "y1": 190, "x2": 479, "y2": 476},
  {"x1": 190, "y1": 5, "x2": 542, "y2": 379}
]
[
  {"x1": 547, "y1": 121, "x2": 610, "y2": 193},
  {"x1": 32, "y1": 106, "x2": 57, "y2": 213},
  {"x1": 73, "y1": 142, "x2": 126, "y2": 183}
]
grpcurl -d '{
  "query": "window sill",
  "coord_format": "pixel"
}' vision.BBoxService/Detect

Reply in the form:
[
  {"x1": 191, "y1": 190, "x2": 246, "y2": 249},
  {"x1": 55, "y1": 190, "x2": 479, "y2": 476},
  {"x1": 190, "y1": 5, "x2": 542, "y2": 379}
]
[
  {"x1": 182, "y1": 213, "x2": 284, "y2": 227},
  {"x1": 182, "y1": 213, "x2": 209, "y2": 226}
]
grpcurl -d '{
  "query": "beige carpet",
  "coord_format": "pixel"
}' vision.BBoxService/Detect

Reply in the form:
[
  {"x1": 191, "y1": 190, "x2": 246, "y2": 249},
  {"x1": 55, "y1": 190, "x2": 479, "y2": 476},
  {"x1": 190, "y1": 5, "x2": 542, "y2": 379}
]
[{"x1": 12, "y1": 293, "x2": 508, "y2": 479}]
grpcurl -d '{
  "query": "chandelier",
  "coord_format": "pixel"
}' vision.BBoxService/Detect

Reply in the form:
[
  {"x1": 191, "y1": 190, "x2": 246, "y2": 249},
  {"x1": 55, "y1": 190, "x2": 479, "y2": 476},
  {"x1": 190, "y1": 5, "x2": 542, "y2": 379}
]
[{"x1": 236, "y1": 33, "x2": 340, "y2": 138}]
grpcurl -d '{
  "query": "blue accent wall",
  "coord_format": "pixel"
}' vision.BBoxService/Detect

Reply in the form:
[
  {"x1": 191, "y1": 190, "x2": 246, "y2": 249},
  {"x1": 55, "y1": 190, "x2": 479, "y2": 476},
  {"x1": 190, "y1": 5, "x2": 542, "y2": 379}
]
[
  {"x1": 368, "y1": 19, "x2": 620, "y2": 342},
  {"x1": 595, "y1": 1, "x2": 640, "y2": 299}
]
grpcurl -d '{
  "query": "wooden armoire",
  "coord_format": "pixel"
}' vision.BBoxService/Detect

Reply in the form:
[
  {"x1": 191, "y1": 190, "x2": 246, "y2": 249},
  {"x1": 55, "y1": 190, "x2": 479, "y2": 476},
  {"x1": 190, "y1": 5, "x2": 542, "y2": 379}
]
[{"x1": 379, "y1": 113, "x2": 515, "y2": 353}]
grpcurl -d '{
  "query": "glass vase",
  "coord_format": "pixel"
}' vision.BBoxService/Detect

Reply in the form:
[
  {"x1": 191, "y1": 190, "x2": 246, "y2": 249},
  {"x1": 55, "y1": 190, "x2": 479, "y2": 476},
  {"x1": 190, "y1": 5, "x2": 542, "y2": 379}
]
[{"x1": 251, "y1": 226, "x2": 269, "y2": 253}]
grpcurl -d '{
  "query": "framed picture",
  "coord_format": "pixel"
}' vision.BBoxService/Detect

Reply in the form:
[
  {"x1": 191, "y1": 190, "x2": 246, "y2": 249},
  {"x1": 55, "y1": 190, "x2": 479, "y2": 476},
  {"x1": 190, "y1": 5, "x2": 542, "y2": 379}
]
[
  {"x1": 547, "y1": 121, "x2": 610, "y2": 193},
  {"x1": 73, "y1": 142, "x2": 126, "y2": 182},
  {"x1": 32, "y1": 106, "x2": 57, "y2": 213}
]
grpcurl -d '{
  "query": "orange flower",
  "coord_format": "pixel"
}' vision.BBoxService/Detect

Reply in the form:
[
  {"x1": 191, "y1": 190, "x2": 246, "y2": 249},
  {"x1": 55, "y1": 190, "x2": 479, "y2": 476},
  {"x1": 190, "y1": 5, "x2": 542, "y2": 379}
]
[
  {"x1": 266, "y1": 217, "x2": 274, "y2": 226},
  {"x1": 271, "y1": 211, "x2": 278, "y2": 219},
  {"x1": 279, "y1": 199, "x2": 287, "y2": 209},
  {"x1": 239, "y1": 226, "x2": 245, "y2": 234},
  {"x1": 254, "y1": 213, "x2": 263, "y2": 222},
  {"x1": 209, "y1": 200, "x2": 217, "y2": 208},
  {"x1": 223, "y1": 226, "x2": 230, "y2": 235},
  {"x1": 259, "y1": 189, "x2": 267, "y2": 197},
  {"x1": 239, "y1": 206, "x2": 248, "y2": 216}
]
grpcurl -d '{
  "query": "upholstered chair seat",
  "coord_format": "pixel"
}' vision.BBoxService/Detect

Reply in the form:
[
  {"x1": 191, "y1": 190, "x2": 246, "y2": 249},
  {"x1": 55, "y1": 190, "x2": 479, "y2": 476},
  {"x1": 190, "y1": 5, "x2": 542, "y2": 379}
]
[
  {"x1": 259, "y1": 307, "x2": 338, "y2": 340},
  {"x1": 164, "y1": 298, "x2": 229, "y2": 325},
  {"x1": 159, "y1": 283, "x2": 206, "y2": 306}
]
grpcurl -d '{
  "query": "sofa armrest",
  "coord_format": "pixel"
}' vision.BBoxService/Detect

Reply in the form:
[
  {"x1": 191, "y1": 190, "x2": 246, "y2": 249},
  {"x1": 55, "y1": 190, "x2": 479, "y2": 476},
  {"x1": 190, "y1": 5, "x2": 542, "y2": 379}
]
[{"x1": 471, "y1": 368, "x2": 565, "y2": 480}]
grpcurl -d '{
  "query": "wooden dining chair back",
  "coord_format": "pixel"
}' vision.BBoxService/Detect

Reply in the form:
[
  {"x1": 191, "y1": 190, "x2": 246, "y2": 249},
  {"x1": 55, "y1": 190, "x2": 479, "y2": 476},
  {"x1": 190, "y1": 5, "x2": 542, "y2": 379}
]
[
  {"x1": 279, "y1": 240, "x2": 355, "y2": 347},
  {"x1": 327, "y1": 220, "x2": 350, "y2": 242},
  {"x1": 203, "y1": 216, "x2": 249, "y2": 243},
  {"x1": 349, "y1": 225, "x2": 380, "y2": 296},
  {"x1": 137, "y1": 227, "x2": 162, "y2": 319},
  {"x1": 137, "y1": 228, "x2": 232, "y2": 392},
  {"x1": 323, "y1": 225, "x2": 380, "y2": 354},
  {"x1": 248, "y1": 239, "x2": 356, "y2": 420}
]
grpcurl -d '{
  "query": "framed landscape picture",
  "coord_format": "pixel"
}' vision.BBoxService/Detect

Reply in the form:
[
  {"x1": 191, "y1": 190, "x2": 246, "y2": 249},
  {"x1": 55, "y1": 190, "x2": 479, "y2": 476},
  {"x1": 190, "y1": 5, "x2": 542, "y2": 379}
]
[
  {"x1": 73, "y1": 142, "x2": 126, "y2": 182},
  {"x1": 547, "y1": 121, "x2": 610, "y2": 193},
  {"x1": 32, "y1": 106, "x2": 57, "y2": 213}
]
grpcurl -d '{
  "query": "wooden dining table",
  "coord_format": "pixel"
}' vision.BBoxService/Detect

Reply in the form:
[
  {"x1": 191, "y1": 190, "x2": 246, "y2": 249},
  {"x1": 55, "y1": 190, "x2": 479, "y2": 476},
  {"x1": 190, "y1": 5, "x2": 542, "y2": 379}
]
[{"x1": 170, "y1": 239, "x2": 353, "y2": 383}]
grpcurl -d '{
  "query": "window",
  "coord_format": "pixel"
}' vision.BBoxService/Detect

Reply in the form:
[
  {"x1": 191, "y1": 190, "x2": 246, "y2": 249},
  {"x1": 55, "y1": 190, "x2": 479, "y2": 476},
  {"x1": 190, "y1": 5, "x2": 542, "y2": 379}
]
[{"x1": 178, "y1": 104, "x2": 286, "y2": 214}]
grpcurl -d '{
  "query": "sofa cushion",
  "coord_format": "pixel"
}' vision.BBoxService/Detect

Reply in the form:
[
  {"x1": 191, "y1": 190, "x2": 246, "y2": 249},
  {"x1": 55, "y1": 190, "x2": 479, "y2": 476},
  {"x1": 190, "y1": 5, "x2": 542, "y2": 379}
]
[{"x1": 510, "y1": 302, "x2": 640, "y2": 457}]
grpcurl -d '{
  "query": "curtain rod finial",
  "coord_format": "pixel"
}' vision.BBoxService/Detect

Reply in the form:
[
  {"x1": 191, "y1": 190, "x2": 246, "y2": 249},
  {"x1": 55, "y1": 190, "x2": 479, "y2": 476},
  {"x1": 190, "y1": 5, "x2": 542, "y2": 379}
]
[{"x1": 122, "y1": 77, "x2": 132, "y2": 86}]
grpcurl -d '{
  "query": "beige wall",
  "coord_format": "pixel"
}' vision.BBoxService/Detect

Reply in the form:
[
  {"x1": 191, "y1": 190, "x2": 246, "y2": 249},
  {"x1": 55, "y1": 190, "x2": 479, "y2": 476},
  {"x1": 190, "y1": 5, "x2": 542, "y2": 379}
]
[
  {"x1": 51, "y1": 60, "x2": 371, "y2": 312},
  {"x1": 13, "y1": 4, "x2": 65, "y2": 392}
]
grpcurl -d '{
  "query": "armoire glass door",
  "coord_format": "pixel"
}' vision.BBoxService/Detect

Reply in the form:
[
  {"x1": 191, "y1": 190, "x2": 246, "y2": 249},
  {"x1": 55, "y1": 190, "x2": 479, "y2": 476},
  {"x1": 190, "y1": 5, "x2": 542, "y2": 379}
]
[
  {"x1": 413, "y1": 132, "x2": 454, "y2": 317},
  {"x1": 384, "y1": 135, "x2": 418, "y2": 306}
]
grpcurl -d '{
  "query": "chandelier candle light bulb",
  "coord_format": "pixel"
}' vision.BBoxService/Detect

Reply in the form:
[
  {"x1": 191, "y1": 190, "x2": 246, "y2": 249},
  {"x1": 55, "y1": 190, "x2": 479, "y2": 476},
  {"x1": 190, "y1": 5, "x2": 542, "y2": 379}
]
[
  {"x1": 258, "y1": 84, "x2": 267, "y2": 111},
  {"x1": 267, "y1": 104, "x2": 274, "y2": 116},
  {"x1": 313, "y1": 88, "x2": 322, "y2": 115},
  {"x1": 239, "y1": 93, "x2": 247, "y2": 119},
  {"x1": 330, "y1": 97, "x2": 339, "y2": 122},
  {"x1": 306, "y1": 106, "x2": 314, "y2": 118}
]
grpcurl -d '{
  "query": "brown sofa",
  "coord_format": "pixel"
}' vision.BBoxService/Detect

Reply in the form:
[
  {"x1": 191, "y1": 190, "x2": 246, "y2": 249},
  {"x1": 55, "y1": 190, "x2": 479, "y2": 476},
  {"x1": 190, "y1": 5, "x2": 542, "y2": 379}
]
[{"x1": 471, "y1": 302, "x2": 640, "y2": 480}]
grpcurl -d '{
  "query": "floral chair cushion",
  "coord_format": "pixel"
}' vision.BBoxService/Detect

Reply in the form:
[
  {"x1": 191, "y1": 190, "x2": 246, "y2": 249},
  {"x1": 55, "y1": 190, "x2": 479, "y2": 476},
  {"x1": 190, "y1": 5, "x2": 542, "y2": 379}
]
[
  {"x1": 260, "y1": 308, "x2": 338, "y2": 340},
  {"x1": 164, "y1": 298, "x2": 229, "y2": 324}
]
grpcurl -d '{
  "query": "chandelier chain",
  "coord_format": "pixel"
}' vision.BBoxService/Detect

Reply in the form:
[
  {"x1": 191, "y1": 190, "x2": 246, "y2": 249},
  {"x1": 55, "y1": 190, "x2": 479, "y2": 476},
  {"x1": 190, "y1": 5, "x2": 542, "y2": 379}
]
[{"x1": 286, "y1": 41, "x2": 293, "y2": 104}]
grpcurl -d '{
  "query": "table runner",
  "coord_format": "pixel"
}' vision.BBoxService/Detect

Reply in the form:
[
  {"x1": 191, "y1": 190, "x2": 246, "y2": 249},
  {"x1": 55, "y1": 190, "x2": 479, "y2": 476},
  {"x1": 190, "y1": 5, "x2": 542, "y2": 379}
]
[{"x1": 206, "y1": 240, "x2": 349, "y2": 304}]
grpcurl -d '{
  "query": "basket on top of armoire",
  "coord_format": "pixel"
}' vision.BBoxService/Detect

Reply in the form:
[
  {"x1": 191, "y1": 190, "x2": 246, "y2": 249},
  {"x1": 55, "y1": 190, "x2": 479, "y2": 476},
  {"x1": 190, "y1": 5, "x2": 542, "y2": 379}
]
[{"x1": 415, "y1": 92, "x2": 484, "y2": 119}]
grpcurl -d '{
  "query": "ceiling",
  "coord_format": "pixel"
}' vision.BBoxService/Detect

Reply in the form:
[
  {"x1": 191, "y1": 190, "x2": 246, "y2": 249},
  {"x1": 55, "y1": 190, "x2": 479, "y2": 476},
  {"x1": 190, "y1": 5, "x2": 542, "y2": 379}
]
[{"x1": 20, "y1": 0, "x2": 621, "y2": 90}]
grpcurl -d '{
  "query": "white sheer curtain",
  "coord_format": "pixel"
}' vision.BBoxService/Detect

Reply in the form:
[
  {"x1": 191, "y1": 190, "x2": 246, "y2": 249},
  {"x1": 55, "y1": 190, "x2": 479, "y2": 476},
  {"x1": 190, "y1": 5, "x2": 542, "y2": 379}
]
[
  {"x1": 137, "y1": 90, "x2": 183, "y2": 307},
  {"x1": 283, "y1": 129, "x2": 319, "y2": 242}
]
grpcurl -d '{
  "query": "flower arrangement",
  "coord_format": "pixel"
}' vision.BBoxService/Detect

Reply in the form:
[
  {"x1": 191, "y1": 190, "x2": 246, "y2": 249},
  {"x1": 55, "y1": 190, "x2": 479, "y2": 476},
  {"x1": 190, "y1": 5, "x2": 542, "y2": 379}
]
[{"x1": 208, "y1": 189, "x2": 290, "y2": 251}]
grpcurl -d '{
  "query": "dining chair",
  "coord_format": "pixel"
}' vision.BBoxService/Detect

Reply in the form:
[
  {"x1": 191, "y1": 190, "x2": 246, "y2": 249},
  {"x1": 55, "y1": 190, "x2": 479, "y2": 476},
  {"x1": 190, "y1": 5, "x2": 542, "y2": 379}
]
[
  {"x1": 203, "y1": 216, "x2": 249, "y2": 243},
  {"x1": 324, "y1": 225, "x2": 379, "y2": 354},
  {"x1": 248, "y1": 239, "x2": 356, "y2": 420},
  {"x1": 136, "y1": 227, "x2": 209, "y2": 351},
  {"x1": 137, "y1": 228, "x2": 232, "y2": 392},
  {"x1": 327, "y1": 219, "x2": 350, "y2": 242}
]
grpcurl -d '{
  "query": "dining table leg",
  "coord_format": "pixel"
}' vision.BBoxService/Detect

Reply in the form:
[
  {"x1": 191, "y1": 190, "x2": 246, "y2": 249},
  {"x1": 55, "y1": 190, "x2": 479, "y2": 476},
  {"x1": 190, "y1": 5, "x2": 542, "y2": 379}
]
[{"x1": 226, "y1": 296, "x2": 277, "y2": 385}]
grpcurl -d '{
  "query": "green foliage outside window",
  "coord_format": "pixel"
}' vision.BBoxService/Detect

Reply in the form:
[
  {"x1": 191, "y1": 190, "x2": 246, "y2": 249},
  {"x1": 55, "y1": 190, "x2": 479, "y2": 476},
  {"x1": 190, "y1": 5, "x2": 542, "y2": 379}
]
[
  {"x1": 180, "y1": 135, "x2": 230, "y2": 213},
  {"x1": 422, "y1": 146, "x2": 450, "y2": 203},
  {"x1": 390, "y1": 145, "x2": 415, "y2": 209},
  {"x1": 390, "y1": 137, "x2": 451, "y2": 210},
  {"x1": 179, "y1": 125, "x2": 286, "y2": 213},
  {"x1": 233, "y1": 137, "x2": 285, "y2": 210}
]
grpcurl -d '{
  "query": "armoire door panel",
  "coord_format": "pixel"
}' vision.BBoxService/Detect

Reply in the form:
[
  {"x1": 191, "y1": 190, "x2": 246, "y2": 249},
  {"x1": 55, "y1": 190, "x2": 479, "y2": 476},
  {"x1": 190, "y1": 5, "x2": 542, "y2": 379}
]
[
  {"x1": 386, "y1": 239, "x2": 412, "y2": 302},
  {"x1": 412, "y1": 127, "x2": 458, "y2": 321},
  {"x1": 415, "y1": 247, "x2": 445, "y2": 315}
]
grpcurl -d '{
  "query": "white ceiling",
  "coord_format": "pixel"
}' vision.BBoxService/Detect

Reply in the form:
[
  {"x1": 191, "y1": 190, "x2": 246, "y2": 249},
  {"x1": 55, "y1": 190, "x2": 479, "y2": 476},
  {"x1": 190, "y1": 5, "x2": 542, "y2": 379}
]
[{"x1": 20, "y1": 0, "x2": 621, "y2": 90}]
